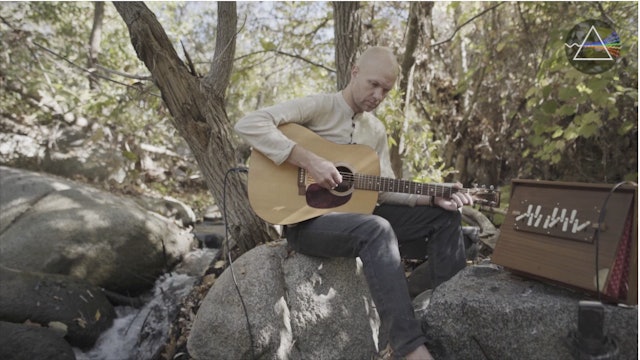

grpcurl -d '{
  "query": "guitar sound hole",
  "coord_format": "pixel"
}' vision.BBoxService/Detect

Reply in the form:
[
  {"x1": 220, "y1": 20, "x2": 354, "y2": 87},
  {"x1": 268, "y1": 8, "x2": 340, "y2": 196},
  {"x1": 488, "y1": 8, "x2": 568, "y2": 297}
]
[
  {"x1": 305, "y1": 165, "x2": 355, "y2": 209},
  {"x1": 334, "y1": 166, "x2": 353, "y2": 193}
]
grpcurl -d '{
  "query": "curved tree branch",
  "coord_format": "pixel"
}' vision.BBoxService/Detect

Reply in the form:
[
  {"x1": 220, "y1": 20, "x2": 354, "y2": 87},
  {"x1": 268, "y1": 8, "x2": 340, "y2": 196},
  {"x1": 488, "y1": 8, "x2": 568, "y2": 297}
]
[
  {"x1": 430, "y1": 2, "x2": 504, "y2": 47},
  {"x1": 276, "y1": 50, "x2": 336, "y2": 73},
  {"x1": 235, "y1": 49, "x2": 336, "y2": 73},
  {"x1": 32, "y1": 41, "x2": 155, "y2": 92}
]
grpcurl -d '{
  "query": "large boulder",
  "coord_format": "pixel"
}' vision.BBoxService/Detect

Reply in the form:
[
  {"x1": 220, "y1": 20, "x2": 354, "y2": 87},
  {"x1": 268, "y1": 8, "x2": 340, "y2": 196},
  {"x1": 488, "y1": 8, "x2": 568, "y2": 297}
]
[
  {"x1": 0, "y1": 265, "x2": 116, "y2": 349},
  {"x1": 0, "y1": 123, "x2": 126, "y2": 183},
  {"x1": 416, "y1": 265, "x2": 638, "y2": 359},
  {"x1": 187, "y1": 241, "x2": 381, "y2": 359},
  {"x1": 0, "y1": 321, "x2": 76, "y2": 360},
  {"x1": 0, "y1": 166, "x2": 197, "y2": 295}
]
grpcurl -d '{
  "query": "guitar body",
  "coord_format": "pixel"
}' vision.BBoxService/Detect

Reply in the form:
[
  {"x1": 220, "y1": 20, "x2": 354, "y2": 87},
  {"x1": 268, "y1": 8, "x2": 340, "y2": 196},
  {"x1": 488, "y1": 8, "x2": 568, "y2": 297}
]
[
  {"x1": 248, "y1": 124, "x2": 500, "y2": 225},
  {"x1": 248, "y1": 123, "x2": 381, "y2": 225}
]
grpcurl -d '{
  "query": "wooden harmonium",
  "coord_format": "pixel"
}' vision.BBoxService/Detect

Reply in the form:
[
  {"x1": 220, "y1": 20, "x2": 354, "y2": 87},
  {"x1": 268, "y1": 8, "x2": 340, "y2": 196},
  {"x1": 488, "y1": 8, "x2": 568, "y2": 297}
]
[{"x1": 492, "y1": 179, "x2": 638, "y2": 305}]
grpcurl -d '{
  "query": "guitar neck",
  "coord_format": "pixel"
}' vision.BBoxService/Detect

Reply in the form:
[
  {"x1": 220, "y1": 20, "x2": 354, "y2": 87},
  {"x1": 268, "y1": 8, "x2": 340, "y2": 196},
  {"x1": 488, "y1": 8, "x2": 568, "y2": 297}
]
[{"x1": 351, "y1": 173, "x2": 460, "y2": 198}]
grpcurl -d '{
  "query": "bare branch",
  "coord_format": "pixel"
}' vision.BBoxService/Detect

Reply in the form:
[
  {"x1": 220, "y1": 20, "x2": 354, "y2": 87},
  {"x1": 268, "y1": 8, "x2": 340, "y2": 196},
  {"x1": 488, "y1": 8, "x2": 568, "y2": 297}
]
[
  {"x1": 94, "y1": 64, "x2": 152, "y2": 81},
  {"x1": 181, "y1": 40, "x2": 198, "y2": 77},
  {"x1": 430, "y1": 2, "x2": 504, "y2": 47},
  {"x1": 234, "y1": 49, "x2": 336, "y2": 73},
  {"x1": 0, "y1": 14, "x2": 20, "y2": 31},
  {"x1": 594, "y1": 2, "x2": 615, "y2": 26},
  {"x1": 275, "y1": 50, "x2": 336, "y2": 73},
  {"x1": 31, "y1": 41, "x2": 158, "y2": 96}
]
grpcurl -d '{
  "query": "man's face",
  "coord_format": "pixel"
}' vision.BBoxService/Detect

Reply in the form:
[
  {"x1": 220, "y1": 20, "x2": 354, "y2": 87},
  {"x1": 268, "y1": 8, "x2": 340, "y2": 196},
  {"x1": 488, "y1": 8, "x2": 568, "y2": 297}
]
[{"x1": 350, "y1": 61, "x2": 397, "y2": 113}]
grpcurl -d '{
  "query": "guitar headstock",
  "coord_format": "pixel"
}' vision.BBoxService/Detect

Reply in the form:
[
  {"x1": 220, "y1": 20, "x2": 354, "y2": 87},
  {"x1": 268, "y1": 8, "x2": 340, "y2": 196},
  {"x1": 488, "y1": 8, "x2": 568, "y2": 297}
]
[{"x1": 469, "y1": 185, "x2": 501, "y2": 207}]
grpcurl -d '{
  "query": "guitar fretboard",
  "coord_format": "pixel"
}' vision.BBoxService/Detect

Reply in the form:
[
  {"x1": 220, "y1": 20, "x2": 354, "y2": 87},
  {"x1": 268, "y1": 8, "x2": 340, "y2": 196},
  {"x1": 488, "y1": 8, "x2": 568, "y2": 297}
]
[{"x1": 346, "y1": 173, "x2": 459, "y2": 198}]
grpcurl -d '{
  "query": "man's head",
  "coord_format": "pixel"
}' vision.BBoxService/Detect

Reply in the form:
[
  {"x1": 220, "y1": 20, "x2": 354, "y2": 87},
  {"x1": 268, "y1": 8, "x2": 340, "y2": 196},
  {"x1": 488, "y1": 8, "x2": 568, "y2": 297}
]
[{"x1": 343, "y1": 46, "x2": 399, "y2": 114}]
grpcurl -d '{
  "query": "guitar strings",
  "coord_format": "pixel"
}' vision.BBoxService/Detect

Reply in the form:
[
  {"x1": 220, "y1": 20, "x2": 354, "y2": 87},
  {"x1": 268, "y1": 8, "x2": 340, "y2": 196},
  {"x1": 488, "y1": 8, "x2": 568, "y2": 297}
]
[
  {"x1": 301, "y1": 171, "x2": 496, "y2": 205},
  {"x1": 306, "y1": 172, "x2": 458, "y2": 194},
  {"x1": 310, "y1": 171, "x2": 459, "y2": 191}
]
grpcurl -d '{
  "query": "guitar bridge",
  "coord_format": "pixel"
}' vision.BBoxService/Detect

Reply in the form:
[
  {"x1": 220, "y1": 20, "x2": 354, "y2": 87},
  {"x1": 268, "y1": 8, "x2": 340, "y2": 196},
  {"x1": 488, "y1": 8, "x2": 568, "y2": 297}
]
[{"x1": 297, "y1": 168, "x2": 307, "y2": 195}]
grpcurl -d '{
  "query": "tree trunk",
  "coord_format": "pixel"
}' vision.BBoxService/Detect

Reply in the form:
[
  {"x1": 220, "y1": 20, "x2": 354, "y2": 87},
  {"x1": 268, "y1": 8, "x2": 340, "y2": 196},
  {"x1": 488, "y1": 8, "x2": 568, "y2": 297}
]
[
  {"x1": 88, "y1": 2, "x2": 104, "y2": 90},
  {"x1": 333, "y1": 1, "x2": 361, "y2": 90},
  {"x1": 390, "y1": 1, "x2": 433, "y2": 178},
  {"x1": 113, "y1": 2, "x2": 276, "y2": 254}
]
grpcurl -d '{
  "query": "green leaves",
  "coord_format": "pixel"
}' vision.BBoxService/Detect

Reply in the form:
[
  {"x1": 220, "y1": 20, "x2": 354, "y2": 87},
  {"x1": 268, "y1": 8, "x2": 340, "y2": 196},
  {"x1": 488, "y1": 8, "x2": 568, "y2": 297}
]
[
  {"x1": 574, "y1": 111, "x2": 601, "y2": 138},
  {"x1": 514, "y1": 2, "x2": 637, "y2": 181},
  {"x1": 541, "y1": 99, "x2": 558, "y2": 114},
  {"x1": 1, "y1": 0, "x2": 636, "y2": 190},
  {"x1": 557, "y1": 86, "x2": 578, "y2": 101},
  {"x1": 259, "y1": 39, "x2": 277, "y2": 51}
]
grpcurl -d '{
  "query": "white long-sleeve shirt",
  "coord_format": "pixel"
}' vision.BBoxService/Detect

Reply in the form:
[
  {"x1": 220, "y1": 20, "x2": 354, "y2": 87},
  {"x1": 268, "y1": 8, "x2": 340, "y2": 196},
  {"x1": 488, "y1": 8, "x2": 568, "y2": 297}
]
[{"x1": 234, "y1": 91, "x2": 420, "y2": 206}]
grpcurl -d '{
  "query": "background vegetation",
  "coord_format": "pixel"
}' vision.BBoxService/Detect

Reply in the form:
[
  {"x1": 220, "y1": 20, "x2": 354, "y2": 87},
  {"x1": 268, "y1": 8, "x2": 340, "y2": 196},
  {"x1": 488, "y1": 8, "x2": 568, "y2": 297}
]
[{"x1": 1, "y1": 1, "x2": 637, "y2": 217}]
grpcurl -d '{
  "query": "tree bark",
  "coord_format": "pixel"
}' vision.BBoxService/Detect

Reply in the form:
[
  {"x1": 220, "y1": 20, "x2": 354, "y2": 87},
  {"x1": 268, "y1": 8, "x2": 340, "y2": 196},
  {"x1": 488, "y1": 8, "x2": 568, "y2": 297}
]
[
  {"x1": 389, "y1": 2, "x2": 433, "y2": 178},
  {"x1": 88, "y1": 2, "x2": 104, "y2": 90},
  {"x1": 333, "y1": 1, "x2": 361, "y2": 90},
  {"x1": 113, "y1": 2, "x2": 276, "y2": 254}
]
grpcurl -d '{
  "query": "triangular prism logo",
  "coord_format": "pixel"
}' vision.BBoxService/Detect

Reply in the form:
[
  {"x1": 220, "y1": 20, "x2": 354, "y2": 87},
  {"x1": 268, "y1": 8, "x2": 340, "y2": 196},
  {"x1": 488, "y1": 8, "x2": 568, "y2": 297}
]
[
  {"x1": 564, "y1": 19, "x2": 621, "y2": 74},
  {"x1": 569, "y1": 25, "x2": 615, "y2": 61}
]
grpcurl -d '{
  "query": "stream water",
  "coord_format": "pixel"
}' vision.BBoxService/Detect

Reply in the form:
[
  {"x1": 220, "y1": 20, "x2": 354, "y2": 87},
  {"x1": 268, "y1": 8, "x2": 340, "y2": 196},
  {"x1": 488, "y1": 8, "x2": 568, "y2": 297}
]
[{"x1": 73, "y1": 248, "x2": 218, "y2": 360}]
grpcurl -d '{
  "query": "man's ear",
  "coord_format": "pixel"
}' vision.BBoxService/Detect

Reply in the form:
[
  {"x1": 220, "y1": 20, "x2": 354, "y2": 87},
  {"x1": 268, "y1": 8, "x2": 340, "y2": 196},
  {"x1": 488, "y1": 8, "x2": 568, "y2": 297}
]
[{"x1": 351, "y1": 65, "x2": 359, "y2": 78}]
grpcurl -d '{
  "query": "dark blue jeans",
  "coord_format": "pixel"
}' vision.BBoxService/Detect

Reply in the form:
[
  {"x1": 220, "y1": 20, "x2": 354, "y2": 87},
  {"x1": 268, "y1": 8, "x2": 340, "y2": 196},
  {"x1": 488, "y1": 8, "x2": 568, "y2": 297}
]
[{"x1": 286, "y1": 204, "x2": 466, "y2": 357}]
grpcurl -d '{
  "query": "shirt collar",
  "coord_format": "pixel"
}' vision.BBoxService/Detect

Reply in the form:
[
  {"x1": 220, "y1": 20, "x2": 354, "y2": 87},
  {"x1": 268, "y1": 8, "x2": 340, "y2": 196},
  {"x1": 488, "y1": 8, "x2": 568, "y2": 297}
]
[{"x1": 336, "y1": 91, "x2": 356, "y2": 119}]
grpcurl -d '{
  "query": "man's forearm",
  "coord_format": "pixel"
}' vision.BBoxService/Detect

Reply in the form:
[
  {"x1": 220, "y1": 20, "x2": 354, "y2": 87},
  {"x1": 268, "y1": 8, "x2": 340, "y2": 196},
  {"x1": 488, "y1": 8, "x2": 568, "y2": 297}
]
[
  {"x1": 287, "y1": 144, "x2": 342, "y2": 189},
  {"x1": 286, "y1": 144, "x2": 319, "y2": 169}
]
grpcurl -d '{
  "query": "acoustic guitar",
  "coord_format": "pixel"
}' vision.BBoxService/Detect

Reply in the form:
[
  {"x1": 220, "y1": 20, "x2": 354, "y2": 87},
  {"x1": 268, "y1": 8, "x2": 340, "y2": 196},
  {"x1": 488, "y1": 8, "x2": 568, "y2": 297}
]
[{"x1": 248, "y1": 123, "x2": 500, "y2": 225}]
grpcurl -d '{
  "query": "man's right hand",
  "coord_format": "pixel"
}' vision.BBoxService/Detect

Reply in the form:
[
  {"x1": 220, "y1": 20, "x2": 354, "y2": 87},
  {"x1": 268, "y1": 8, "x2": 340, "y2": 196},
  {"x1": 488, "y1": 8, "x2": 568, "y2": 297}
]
[{"x1": 287, "y1": 144, "x2": 342, "y2": 190}]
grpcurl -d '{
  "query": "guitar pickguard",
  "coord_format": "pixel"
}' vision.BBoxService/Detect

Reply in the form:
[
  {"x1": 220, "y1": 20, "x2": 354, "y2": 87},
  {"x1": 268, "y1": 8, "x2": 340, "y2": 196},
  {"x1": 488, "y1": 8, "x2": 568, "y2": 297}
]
[
  {"x1": 302, "y1": 165, "x2": 355, "y2": 209},
  {"x1": 305, "y1": 184, "x2": 352, "y2": 209}
]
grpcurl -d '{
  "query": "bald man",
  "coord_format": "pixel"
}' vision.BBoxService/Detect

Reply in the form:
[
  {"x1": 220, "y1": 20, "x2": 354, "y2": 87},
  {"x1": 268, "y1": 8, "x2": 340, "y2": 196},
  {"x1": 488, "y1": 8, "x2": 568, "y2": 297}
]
[{"x1": 236, "y1": 46, "x2": 472, "y2": 359}]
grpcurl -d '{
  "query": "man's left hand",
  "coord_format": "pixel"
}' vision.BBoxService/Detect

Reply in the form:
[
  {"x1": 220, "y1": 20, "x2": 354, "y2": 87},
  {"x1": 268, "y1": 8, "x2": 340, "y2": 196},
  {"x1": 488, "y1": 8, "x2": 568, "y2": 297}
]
[{"x1": 434, "y1": 182, "x2": 474, "y2": 211}]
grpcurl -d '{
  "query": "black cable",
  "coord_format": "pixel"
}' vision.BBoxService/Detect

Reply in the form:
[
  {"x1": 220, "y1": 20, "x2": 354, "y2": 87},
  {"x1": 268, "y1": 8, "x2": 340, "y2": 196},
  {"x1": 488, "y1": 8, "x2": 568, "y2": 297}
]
[
  {"x1": 222, "y1": 166, "x2": 255, "y2": 359},
  {"x1": 592, "y1": 181, "x2": 636, "y2": 302}
]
